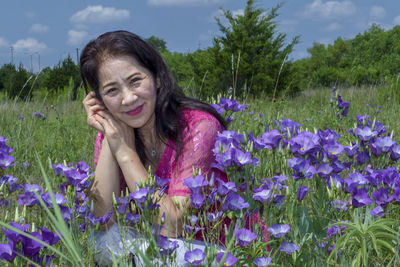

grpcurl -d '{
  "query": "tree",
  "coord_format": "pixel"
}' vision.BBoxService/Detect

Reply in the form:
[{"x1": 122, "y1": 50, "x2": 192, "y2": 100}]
[
  {"x1": 6, "y1": 64, "x2": 33, "y2": 100},
  {"x1": 0, "y1": 63, "x2": 17, "y2": 92},
  {"x1": 146, "y1": 36, "x2": 167, "y2": 52},
  {"x1": 202, "y1": 0, "x2": 299, "y2": 97},
  {"x1": 42, "y1": 56, "x2": 81, "y2": 98}
]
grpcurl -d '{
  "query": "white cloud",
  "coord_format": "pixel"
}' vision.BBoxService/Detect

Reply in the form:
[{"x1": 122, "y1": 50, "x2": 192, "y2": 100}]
[
  {"x1": 148, "y1": 0, "x2": 223, "y2": 6},
  {"x1": 304, "y1": 0, "x2": 356, "y2": 19},
  {"x1": 370, "y1": 6, "x2": 386, "y2": 20},
  {"x1": 67, "y1": 30, "x2": 88, "y2": 46},
  {"x1": 30, "y1": 23, "x2": 49, "y2": 34},
  {"x1": 394, "y1": 16, "x2": 400, "y2": 25},
  {"x1": 325, "y1": 22, "x2": 341, "y2": 31},
  {"x1": 12, "y1": 38, "x2": 47, "y2": 53},
  {"x1": 0, "y1": 37, "x2": 9, "y2": 47},
  {"x1": 232, "y1": 9, "x2": 244, "y2": 17},
  {"x1": 70, "y1": 5, "x2": 130, "y2": 25}
]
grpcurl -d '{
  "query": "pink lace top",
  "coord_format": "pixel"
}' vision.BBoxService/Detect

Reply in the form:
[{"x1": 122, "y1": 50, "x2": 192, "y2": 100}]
[
  {"x1": 94, "y1": 109, "x2": 227, "y2": 195},
  {"x1": 93, "y1": 108, "x2": 268, "y2": 246}
]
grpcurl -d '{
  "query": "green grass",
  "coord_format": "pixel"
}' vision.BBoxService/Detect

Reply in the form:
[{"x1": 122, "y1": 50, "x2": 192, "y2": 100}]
[{"x1": 1, "y1": 84, "x2": 400, "y2": 266}]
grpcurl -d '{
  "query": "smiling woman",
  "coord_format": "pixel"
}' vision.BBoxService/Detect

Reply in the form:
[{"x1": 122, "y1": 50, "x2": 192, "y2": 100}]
[{"x1": 79, "y1": 30, "x2": 228, "y2": 265}]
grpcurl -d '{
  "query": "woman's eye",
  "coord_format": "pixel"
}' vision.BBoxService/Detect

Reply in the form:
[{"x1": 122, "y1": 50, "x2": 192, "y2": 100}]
[
  {"x1": 105, "y1": 88, "x2": 118, "y2": 95},
  {"x1": 130, "y1": 77, "x2": 143, "y2": 88}
]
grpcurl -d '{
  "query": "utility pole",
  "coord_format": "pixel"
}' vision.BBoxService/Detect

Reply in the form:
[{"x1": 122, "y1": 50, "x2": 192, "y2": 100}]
[
  {"x1": 10, "y1": 46, "x2": 14, "y2": 64},
  {"x1": 76, "y1": 48, "x2": 79, "y2": 64}
]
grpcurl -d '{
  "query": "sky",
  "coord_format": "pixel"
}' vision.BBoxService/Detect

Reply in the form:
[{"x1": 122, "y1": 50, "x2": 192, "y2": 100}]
[{"x1": 1, "y1": 0, "x2": 400, "y2": 73}]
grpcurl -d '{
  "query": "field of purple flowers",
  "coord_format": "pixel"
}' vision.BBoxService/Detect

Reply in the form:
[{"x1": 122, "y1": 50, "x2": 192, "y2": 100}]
[{"x1": 0, "y1": 86, "x2": 400, "y2": 266}]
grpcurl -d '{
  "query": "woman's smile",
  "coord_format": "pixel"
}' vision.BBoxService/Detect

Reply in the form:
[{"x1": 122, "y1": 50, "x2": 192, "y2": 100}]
[{"x1": 126, "y1": 104, "x2": 144, "y2": 116}]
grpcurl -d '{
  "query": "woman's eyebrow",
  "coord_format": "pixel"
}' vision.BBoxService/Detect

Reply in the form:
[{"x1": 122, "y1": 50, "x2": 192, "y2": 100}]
[
  {"x1": 125, "y1": 72, "x2": 143, "y2": 81},
  {"x1": 102, "y1": 80, "x2": 117, "y2": 89}
]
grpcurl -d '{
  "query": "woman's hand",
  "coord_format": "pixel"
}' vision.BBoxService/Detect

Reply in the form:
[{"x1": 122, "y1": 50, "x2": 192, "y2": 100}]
[
  {"x1": 94, "y1": 110, "x2": 136, "y2": 158},
  {"x1": 82, "y1": 91, "x2": 105, "y2": 132}
]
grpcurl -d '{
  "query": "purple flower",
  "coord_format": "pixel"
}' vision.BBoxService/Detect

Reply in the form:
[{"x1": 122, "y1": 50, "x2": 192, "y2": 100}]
[
  {"x1": 370, "y1": 206, "x2": 385, "y2": 217},
  {"x1": 254, "y1": 257, "x2": 272, "y2": 266},
  {"x1": 262, "y1": 129, "x2": 282, "y2": 149},
  {"x1": 40, "y1": 226, "x2": 60, "y2": 246},
  {"x1": 185, "y1": 225, "x2": 202, "y2": 235},
  {"x1": 183, "y1": 175, "x2": 209, "y2": 194},
  {"x1": 51, "y1": 163, "x2": 72, "y2": 176},
  {"x1": 371, "y1": 136, "x2": 396, "y2": 156},
  {"x1": 267, "y1": 224, "x2": 290, "y2": 238},
  {"x1": 125, "y1": 212, "x2": 139, "y2": 224},
  {"x1": 115, "y1": 196, "x2": 128, "y2": 214},
  {"x1": 158, "y1": 236, "x2": 179, "y2": 256},
  {"x1": 318, "y1": 128, "x2": 342, "y2": 144},
  {"x1": 235, "y1": 228, "x2": 257, "y2": 247},
  {"x1": 280, "y1": 242, "x2": 300, "y2": 255},
  {"x1": 207, "y1": 211, "x2": 223, "y2": 223},
  {"x1": 3, "y1": 222, "x2": 30, "y2": 243},
  {"x1": 21, "y1": 231, "x2": 44, "y2": 256},
  {"x1": 248, "y1": 132, "x2": 265, "y2": 151},
  {"x1": 184, "y1": 248, "x2": 205, "y2": 266},
  {"x1": 297, "y1": 186, "x2": 309, "y2": 200},
  {"x1": 216, "y1": 252, "x2": 237, "y2": 266},
  {"x1": 390, "y1": 145, "x2": 400, "y2": 160},
  {"x1": 323, "y1": 143, "x2": 344, "y2": 159},
  {"x1": 0, "y1": 198, "x2": 11, "y2": 208},
  {"x1": 129, "y1": 188, "x2": 149, "y2": 203},
  {"x1": 41, "y1": 192, "x2": 67, "y2": 208},
  {"x1": 210, "y1": 103, "x2": 225, "y2": 115},
  {"x1": 356, "y1": 126, "x2": 377, "y2": 142},
  {"x1": 330, "y1": 200, "x2": 348, "y2": 211},
  {"x1": 18, "y1": 114, "x2": 25, "y2": 120},
  {"x1": 33, "y1": 112, "x2": 48, "y2": 120},
  {"x1": 222, "y1": 192, "x2": 249, "y2": 211},
  {"x1": 0, "y1": 153, "x2": 14, "y2": 169},
  {"x1": 372, "y1": 188, "x2": 393, "y2": 207},
  {"x1": 356, "y1": 150, "x2": 370, "y2": 165},
  {"x1": 275, "y1": 119, "x2": 302, "y2": 135},
  {"x1": 316, "y1": 163, "x2": 333, "y2": 178},
  {"x1": 219, "y1": 97, "x2": 247, "y2": 112},
  {"x1": 344, "y1": 143, "x2": 359, "y2": 157},
  {"x1": 352, "y1": 188, "x2": 373, "y2": 208},
  {"x1": 64, "y1": 169, "x2": 88, "y2": 187},
  {"x1": 0, "y1": 241, "x2": 16, "y2": 262},
  {"x1": 253, "y1": 185, "x2": 272, "y2": 203},
  {"x1": 288, "y1": 157, "x2": 316, "y2": 180},
  {"x1": 232, "y1": 148, "x2": 255, "y2": 167},
  {"x1": 191, "y1": 193, "x2": 205, "y2": 209},
  {"x1": 17, "y1": 192, "x2": 39, "y2": 206},
  {"x1": 289, "y1": 131, "x2": 320, "y2": 156}
]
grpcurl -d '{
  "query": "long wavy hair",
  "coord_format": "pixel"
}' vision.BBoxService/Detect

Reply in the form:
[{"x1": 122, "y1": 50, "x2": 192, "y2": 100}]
[{"x1": 80, "y1": 30, "x2": 227, "y2": 164}]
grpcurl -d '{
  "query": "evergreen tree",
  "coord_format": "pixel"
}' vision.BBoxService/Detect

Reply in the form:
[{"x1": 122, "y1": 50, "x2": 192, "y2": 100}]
[{"x1": 208, "y1": 0, "x2": 299, "y2": 97}]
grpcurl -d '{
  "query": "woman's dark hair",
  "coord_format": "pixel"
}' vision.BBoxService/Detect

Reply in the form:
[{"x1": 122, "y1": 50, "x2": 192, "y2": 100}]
[{"x1": 80, "y1": 30, "x2": 227, "y2": 164}]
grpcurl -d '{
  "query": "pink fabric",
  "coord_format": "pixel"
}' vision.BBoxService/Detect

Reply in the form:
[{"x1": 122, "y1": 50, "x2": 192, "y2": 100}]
[
  {"x1": 94, "y1": 109, "x2": 227, "y2": 194},
  {"x1": 93, "y1": 108, "x2": 268, "y2": 247}
]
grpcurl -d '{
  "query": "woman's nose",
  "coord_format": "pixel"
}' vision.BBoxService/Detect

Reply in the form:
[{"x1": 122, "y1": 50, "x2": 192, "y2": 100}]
[{"x1": 121, "y1": 87, "x2": 137, "y2": 105}]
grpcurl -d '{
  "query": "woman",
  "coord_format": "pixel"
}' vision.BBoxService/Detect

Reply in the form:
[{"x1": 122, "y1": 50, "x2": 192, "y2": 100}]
[{"x1": 80, "y1": 30, "x2": 228, "y2": 265}]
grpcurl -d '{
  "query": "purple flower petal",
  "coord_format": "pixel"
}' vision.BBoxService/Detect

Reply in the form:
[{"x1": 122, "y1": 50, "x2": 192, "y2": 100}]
[
  {"x1": 217, "y1": 252, "x2": 237, "y2": 266},
  {"x1": 235, "y1": 228, "x2": 257, "y2": 247},
  {"x1": 184, "y1": 248, "x2": 205, "y2": 266},
  {"x1": 267, "y1": 224, "x2": 290, "y2": 238},
  {"x1": 280, "y1": 241, "x2": 299, "y2": 255}
]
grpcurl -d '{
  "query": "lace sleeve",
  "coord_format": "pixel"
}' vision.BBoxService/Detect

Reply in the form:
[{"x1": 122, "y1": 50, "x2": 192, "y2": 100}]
[
  {"x1": 94, "y1": 132, "x2": 104, "y2": 167},
  {"x1": 168, "y1": 113, "x2": 225, "y2": 196}
]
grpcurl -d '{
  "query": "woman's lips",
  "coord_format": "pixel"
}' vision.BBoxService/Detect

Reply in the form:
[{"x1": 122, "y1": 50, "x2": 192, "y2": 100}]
[{"x1": 126, "y1": 104, "x2": 143, "y2": 116}]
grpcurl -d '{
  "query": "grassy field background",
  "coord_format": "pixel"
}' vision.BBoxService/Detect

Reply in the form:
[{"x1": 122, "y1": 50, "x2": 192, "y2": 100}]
[{"x1": 1, "y1": 83, "x2": 400, "y2": 266}]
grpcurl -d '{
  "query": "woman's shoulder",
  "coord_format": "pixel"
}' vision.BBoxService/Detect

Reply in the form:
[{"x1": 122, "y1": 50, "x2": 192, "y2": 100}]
[{"x1": 181, "y1": 108, "x2": 220, "y2": 128}]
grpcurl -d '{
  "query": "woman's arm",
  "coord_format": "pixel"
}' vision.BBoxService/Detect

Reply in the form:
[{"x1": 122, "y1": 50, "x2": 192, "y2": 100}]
[{"x1": 90, "y1": 138, "x2": 120, "y2": 229}]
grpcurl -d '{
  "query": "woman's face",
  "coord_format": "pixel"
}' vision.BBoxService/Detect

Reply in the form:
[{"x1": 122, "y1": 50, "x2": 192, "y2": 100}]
[{"x1": 98, "y1": 54, "x2": 157, "y2": 130}]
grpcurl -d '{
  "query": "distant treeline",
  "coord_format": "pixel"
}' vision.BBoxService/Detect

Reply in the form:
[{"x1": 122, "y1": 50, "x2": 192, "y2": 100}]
[{"x1": 1, "y1": 0, "x2": 400, "y2": 101}]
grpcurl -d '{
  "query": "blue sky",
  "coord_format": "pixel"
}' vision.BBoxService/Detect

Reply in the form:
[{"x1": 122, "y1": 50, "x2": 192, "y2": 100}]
[{"x1": 1, "y1": 0, "x2": 399, "y2": 72}]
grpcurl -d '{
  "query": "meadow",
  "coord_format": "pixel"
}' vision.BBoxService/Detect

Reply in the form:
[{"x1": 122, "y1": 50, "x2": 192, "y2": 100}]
[{"x1": 0, "y1": 83, "x2": 400, "y2": 266}]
